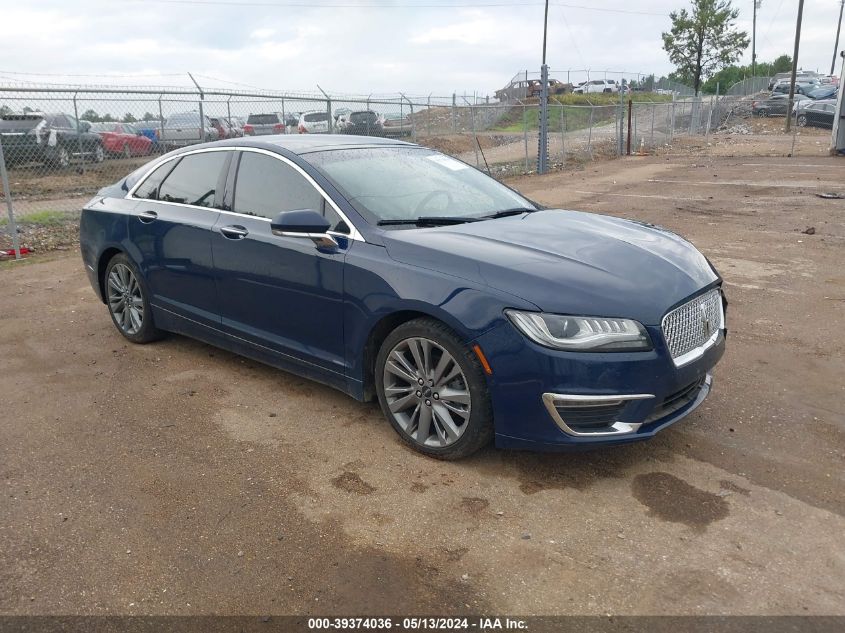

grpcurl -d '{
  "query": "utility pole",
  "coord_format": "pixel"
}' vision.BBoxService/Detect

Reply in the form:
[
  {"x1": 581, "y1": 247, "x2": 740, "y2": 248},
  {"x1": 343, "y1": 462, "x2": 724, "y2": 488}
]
[
  {"x1": 785, "y1": 0, "x2": 805, "y2": 133},
  {"x1": 832, "y1": 0, "x2": 845, "y2": 76},
  {"x1": 537, "y1": 0, "x2": 550, "y2": 174},
  {"x1": 752, "y1": 0, "x2": 761, "y2": 76}
]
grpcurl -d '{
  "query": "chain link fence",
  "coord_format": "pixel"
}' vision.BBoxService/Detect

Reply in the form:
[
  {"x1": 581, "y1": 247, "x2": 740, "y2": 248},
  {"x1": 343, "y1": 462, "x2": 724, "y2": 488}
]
[{"x1": 0, "y1": 79, "x2": 826, "y2": 259}]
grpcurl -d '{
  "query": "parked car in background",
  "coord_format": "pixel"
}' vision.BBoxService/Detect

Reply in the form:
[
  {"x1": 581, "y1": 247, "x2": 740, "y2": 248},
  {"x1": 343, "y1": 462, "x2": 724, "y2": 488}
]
[
  {"x1": 210, "y1": 117, "x2": 235, "y2": 140},
  {"x1": 340, "y1": 110, "x2": 383, "y2": 136},
  {"x1": 772, "y1": 79, "x2": 819, "y2": 95},
  {"x1": 768, "y1": 71, "x2": 820, "y2": 91},
  {"x1": 752, "y1": 93, "x2": 810, "y2": 117},
  {"x1": 333, "y1": 108, "x2": 353, "y2": 132},
  {"x1": 226, "y1": 116, "x2": 245, "y2": 137},
  {"x1": 134, "y1": 120, "x2": 164, "y2": 150},
  {"x1": 382, "y1": 112, "x2": 412, "y2": 137},
  {"x1": 89, "y1": 122, "x2": 153, "y2": 157},
  {"x1": 807, "y1": 85, "x2": 838, "y2": 101},
  {"x1": 797, "y1": 100, "x2": 836, "y2": 128},
  {"x1": 0, "y1": 112, "x2": 104, "y2": 168},
  {"x1": 158, "y1": 112, "x2": 218, "y2": 148},
  {"x1": 80, "y1": 136, "x2": 726, "y2": 459},
  {"x1": 297, "y1": 110, "x2": 331, "y2": 134},
  {"x1": 243, "y1": 113, "x2": 286, "y2": 136},
  {"x1": 574, "y1": 79, "x2": 618, "y2": 94}
]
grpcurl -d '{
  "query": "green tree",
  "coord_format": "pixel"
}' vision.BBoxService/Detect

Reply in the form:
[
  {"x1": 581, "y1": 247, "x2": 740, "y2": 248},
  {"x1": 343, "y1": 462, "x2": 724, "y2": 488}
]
[
  {"x1": 81, "y1": 109, "x2": 99, "y2": 122},
  {"x1": 662, "y1": 0, "x2": 750, "y2": 95},
  {"x1": 122, "y1": 112, "x2": 137, "y2": 123},
  {"x1": 141, "y1": 112, "x2": 156, "y2": 121}
]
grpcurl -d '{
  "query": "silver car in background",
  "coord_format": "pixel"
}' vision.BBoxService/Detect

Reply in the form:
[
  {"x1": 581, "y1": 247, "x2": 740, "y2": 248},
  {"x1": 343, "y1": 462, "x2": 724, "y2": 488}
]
[
  {"x1": 158, "y1": 112, "x2": 218, "y2": 148},
  {"x1": 243, "y1": 113, "x2": 286, "y2": 136},
  {"x1": 297, "y1": 111, "x2": 330, "y2": 134}
]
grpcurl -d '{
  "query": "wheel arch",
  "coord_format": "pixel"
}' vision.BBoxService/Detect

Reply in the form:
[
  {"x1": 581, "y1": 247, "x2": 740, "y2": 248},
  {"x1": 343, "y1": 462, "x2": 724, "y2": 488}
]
[
  {"x1": 361, "y1": 309, "x2": 465, "y2": 402},
  {"x1": 96, "y1": 247, "x2": 124, "y2": 303}
]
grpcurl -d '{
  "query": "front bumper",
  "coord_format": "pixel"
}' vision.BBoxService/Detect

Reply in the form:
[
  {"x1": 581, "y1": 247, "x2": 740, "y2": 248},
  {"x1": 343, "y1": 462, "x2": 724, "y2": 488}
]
[{"x1": 474, "y1": 321, "x2": 725, "y2": 451}]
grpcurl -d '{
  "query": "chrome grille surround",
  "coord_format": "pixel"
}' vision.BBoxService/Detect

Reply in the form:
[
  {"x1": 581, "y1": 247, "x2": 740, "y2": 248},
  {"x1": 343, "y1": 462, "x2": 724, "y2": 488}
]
[{"x1": 661, "y1": 288, "x2": 724, "y2": 367}]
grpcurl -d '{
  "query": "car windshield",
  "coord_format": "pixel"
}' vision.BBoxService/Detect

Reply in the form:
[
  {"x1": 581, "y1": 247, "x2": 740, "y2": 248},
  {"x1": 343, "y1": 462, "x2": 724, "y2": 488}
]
[{"x1": 305, "y1": 146, "x2": 537, "y2": 226}]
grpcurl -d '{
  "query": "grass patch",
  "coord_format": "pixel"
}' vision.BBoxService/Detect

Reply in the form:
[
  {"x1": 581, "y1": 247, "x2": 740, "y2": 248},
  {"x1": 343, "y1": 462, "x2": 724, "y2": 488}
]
[
  {"x1": 0, "y1": 210, "x2": 75, "y2": 226},
  {"x1": 492, "y1": 92, "x2": 674, "y2": 133}
]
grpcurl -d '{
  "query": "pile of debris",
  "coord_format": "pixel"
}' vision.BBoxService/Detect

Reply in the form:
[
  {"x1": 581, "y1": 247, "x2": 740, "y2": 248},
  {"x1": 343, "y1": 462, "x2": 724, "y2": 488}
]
[{"x1": 716, "y1": 123, "x2": 752, "y2": 135}]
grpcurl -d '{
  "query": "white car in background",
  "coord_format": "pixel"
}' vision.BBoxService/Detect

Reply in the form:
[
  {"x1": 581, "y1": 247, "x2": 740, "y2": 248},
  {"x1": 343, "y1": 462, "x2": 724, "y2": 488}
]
[
  {"x1": 297, "y1": 111, "x2": 330, "y2": 134},
  {"x1": 573, "y1": 79, "x2": 619, "y2": 94}
]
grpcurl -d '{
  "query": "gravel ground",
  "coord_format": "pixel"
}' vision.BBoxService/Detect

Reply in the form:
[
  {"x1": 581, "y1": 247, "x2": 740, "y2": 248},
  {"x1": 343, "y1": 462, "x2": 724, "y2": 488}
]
[{"x1": 0, "y1": 149, "x2": 843, "y2": 617}]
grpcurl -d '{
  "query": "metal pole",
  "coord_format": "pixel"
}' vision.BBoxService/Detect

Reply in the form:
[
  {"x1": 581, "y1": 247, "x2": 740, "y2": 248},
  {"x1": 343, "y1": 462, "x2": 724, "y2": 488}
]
[
  {"x1": 523, "y1": 104, "x2": 529, "y2": 173},
  {"x1": 832, "y1": 0, "x2": 845, "y2": 76},
  {"x1": 470, "y1": 105, "x2": 479, "y2": 167},
  {"x1": 542, "y1": 0, "x2": 549, "y2": 65},
  {"x1": 317, "y1": 84, "x2": 332, "y2": 134},
  {"x1": 226, "y1": 96, "x2": 232, "y2": 135},
  {"x1": 452, "y1": 93, "x2": 457, "y2": 133},
  {"x1": 158, "y1": 96, "x2": 165, "y2": 151},
  {"x1": 538, "y1": 63, "x2": 549, "y2": 174},
  {"x1": 73, "y1": 93, "x2": 86, "y2": 173},
  {"x1": 650, "y1": 103, "x2": 656, "y2": 148},
  {"x1": 785, "y1": 0, "x2": 805, "y2": 133},
  {"x1": 427, "y1": 94, "x2": 432, "y2": 136},
  {"x1": 560, "y1": 106, "x2": 565, "y2": 166},
  {"x1": 626, "y1": 99, "x2": 633, "y2": 155},
  {"x1": 752, "y1": 0, "x2": 759, "y2": 78},
  {"x1": 586, "y1": 105, "x2": 594, "y2": 159},
  {"x1": 188, "y1": 72, "x2": 204, "y2": 143},
  {"x1": 0, "y1": 138, "x2": 21, "y2": 259}
]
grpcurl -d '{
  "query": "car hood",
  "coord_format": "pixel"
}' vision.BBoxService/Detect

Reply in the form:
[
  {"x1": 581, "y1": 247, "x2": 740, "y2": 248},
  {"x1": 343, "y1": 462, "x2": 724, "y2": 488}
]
[{"x1": 381, "y1": 209, "x2": 719, "y2": 325}]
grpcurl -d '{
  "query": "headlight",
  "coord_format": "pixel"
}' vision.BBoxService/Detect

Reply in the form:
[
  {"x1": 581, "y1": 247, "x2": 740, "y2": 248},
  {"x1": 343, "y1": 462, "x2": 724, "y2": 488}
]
[{"x1": 505, "y1": 310, "x2": 652, "y2": 351}]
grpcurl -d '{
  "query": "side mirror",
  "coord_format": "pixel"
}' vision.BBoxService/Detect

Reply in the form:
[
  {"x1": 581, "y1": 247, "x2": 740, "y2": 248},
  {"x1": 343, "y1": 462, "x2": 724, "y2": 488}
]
[{"x1": 271, "y1": 209, "x2": 337, "y2": 248}]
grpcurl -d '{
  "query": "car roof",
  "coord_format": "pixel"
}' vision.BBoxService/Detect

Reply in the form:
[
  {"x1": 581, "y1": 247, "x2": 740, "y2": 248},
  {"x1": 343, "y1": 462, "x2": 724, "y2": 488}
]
[{"x1": 185, "y1": 134, "x2": 416, "y2": 155}]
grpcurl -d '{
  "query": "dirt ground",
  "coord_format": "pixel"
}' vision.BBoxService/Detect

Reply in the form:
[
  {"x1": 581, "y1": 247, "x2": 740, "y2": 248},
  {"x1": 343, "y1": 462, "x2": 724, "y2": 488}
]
[{"x1": 0, "y1": 148, "x2": 843, "y2": 617}]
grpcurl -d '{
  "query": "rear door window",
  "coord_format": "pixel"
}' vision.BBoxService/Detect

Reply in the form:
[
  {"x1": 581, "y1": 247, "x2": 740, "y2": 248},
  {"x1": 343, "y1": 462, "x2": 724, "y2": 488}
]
[{"x1": 157, "y1": 151, "x2": 229, "y2": 207}]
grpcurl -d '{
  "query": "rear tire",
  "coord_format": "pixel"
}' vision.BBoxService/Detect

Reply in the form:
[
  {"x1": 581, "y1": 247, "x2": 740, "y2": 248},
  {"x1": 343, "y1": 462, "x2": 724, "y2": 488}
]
[
  {"x1": 375, "y1": 318, "x2": 493, "y2": 460},
  {"x1": 103, "y1": 253, "x2": 163, "y2": 344},
  {"x1": 797, "y1": 114, "x2": 808, "y2": 127}
]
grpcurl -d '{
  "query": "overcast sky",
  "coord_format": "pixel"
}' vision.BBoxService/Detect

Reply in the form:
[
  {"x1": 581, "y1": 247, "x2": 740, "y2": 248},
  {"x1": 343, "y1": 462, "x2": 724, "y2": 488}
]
[{"x1": 1, "y1": 0, "x2": 842, "y2": 97}]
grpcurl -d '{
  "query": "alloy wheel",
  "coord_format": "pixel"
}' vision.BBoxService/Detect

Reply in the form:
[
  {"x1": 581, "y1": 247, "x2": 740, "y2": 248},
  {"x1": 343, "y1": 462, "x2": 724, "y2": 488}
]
[
  {"x1": 107, "y1": 263, "x2": 144, "y2": 335},
  {"x1": 382, "y1": 337, "x2": 471, "y2": 448}
]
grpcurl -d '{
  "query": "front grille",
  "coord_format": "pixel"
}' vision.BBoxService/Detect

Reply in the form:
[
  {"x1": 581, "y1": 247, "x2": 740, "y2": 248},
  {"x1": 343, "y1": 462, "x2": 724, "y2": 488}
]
[
  {"x1": 661, "y1": 288, "x2": 723, "y2": 362},
  {"x1": 644, "y1": 377, "x2": 706, "y2": 424}
]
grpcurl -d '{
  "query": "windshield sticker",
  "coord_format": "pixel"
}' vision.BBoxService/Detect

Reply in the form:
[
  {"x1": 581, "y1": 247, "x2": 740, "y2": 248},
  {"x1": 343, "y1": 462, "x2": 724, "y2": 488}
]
[{"x1": 427, "y1": 154, "x2": 468, "y2": 171}]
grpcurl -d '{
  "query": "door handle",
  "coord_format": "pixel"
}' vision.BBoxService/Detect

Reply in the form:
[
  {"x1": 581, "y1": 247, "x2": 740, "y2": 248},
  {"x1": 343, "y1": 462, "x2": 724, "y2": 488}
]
[
  {"x1": 220, "y1": 225, "x2": 249, "y2": 239},
  {"x1": 138, "y1": 210, "x2": 158, "y2": 223}
]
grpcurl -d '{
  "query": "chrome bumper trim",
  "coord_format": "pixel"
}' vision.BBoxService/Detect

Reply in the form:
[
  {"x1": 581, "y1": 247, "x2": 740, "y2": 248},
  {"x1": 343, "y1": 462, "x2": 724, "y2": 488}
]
[{"x1": 541, "y1": 392, "x2": 655, "y2": 437}]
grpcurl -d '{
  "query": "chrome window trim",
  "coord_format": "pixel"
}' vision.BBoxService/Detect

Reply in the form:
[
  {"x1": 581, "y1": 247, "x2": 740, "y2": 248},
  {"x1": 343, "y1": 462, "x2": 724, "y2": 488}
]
[
  {"x1": 541, "y1": 392, "x2": 654, "y2": 437},
  {"x1": 124, "y1": 145, "x2": 364, "y2": 242}
]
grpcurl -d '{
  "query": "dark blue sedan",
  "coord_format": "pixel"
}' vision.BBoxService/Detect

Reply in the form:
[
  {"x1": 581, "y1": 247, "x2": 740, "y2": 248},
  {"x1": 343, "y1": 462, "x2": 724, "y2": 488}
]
[{"x1": 79, "y1": 135, "x2": 726, "y2": 459}]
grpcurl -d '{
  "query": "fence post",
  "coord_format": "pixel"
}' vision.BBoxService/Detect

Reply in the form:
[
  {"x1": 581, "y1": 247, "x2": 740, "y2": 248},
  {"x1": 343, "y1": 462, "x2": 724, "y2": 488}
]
[
  {"x1": 0, "y1": 138, "x2": 21, "y2": 259},
  {"x1": 226, "y1": 96, "x2": 232, "y2": 132},
  {"x1": 714, "y1": 82, "x2": 720, "y2": 130},
  {"x1": 650, "y1": 103, "x2": 656, "y2": 149},
  {"x1": 522, "y1": 104, "x2": 529, "y2": 173},
  {"x1": 586, "y1": 103, "x2": 594, "y2": 159},
  {"x1": 427, "y1": 94, "x2": 432, "y2": 137},
  {"x1": 188, "y1": 73, "x2": 204, "y2": 143},
  {"x1": 452, "y1": 93, "x2": 457, "y2": 133},
  {"x1": 469, "y1": 104, "x2": 479, "y2": 167},
  {"x1": 560, "y1": 106, "x2": 565, "y2": 166},
  {"x1": 158, "y1": 96, "x2": 165, "y2": 150},
  {"x1": 73, "y1": 93, "x2": 87, "y2": 173}
]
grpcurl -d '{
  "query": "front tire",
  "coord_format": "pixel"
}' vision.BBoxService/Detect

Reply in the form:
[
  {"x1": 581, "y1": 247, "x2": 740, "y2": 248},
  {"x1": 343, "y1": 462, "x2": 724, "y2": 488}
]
[
  {"x1": 797, "y1": 114, "x2": 808, "y2": 127},
  {"x1": 375, "y1": 318, "x2": 493, "y2": 459},
  {"x1": 104, "y1": 253, "x2": 163, "y2": 344}
]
